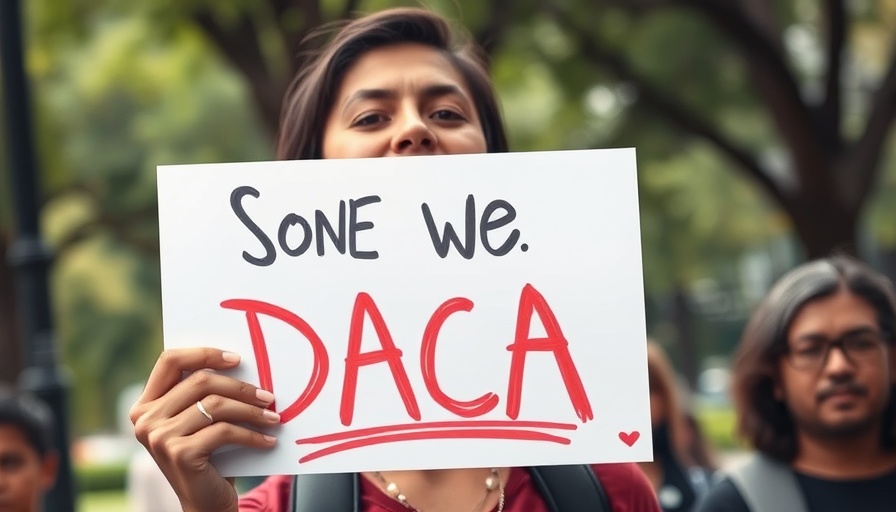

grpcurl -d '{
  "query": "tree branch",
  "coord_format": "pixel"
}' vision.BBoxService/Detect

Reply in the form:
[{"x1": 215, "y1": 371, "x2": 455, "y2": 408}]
[
  {"x1": 192, "y1": 6, "x2": 282, "y2": 133},
  {"x1": 673, "y1": 0, "x2": 832, "y2": 196},
  {"x1": 340, "y1": 0, "x2": 362, "y2": 20},
  {"x1": 53, "y1": 209, "x2": 161, "y2": 259},
  {"x1": 604, "y1": 0, "x2": 667, "y2": 13},
  {"x1": 821, "y1": 0, "x2": 846, "y2": 149},
  {"x1": 674, "y1": 0, "x2": 798, "y2": 104},
  {"x1": 52, "y1": 221, "x2": 103, "y2": 256},
  {"x1": 849, "y1": 39, "x2": 896, "y2": 206},
  {"x1": 40, "y1": 182, "x2": 97, "y2": 208},
  {"x1": 735, "y1": 0, "x2": 785, "y2": 53},
  {"x1": 192, "y1": 8, "x2": 268, "y2": 88},
  {"x1": 276, "y1": 0, "x2": 358, "y2": 69},
  {"x1": 473, "y1": 0, "x2": 514, "y2": 56},
  {"x1": 271, "y1": 0, "x2": 303, "y2": 65},
  {"x1": 545, "y1": 2, "x2": 794, "y2": 217}
]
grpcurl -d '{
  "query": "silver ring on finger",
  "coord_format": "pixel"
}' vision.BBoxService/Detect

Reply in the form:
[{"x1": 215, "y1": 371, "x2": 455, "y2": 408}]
[{"x1": 196, "y1": 400, "x2": 214, "y2": 424}]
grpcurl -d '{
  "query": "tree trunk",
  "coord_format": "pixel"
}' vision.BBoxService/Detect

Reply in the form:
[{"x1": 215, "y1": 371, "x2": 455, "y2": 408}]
[
  {"x1": 672, "y1": 285, "x2": 698, "y2": 391},
  {"x1": 790, "y1": 198, "x2": 859, "y2": 259},
  {"x1": 0, "y1": 235, "x2": 24, "y2": 384},
  {"x1": 873, "y1": 246, "x2": 896, "y2": 286}
]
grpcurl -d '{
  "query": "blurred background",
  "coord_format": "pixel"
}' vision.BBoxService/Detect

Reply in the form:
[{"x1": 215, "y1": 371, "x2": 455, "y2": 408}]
[{"x1": 1, "y1": 0, "x2": 895, "y2": 509}]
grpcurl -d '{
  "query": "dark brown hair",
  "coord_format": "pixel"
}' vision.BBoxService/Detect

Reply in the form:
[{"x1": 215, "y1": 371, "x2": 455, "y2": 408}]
[
  {"x1": 276, "y1": 8, "x2": 508, "y2": 160},
  {"x1": 0, "y1": 385, "x2": 55, "y2": 457},
  {"x1": 732, "y1": 255, "x2": 896, "y2": 461},
  {"x1": 646, "y1": 341, "x2": 692, "y2": 464}
]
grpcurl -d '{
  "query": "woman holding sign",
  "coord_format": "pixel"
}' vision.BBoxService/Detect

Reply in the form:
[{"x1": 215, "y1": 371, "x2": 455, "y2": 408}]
[{"x1": 130, "y1": 8, "x2": 660, "y2": 512}]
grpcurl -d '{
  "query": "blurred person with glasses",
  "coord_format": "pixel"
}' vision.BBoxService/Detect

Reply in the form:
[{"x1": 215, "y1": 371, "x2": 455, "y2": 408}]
[{"x1": 696, "y1": 255, "x2": 896, "y2": 512}]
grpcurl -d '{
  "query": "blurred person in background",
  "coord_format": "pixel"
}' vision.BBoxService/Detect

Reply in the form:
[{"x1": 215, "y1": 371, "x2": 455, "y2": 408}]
[
  {"x1": 0, "y1": 386, "x2": 57, "y2": 512},
  {"x1": 641, "y1": 341, "x2": 716, "y2": 512},
  {"x1": 681, "y1": 414, "x2": 717, "y2": 480},
  {"x1": 697, "y1": 255, "x2": 896, "y2": 511}
]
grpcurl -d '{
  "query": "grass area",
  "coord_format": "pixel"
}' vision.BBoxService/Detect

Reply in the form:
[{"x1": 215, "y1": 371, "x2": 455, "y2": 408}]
[
  {"x1": 79, "y1": 490, "x2": 128, "y2": 512},
  {"x1": 694, "y1": 404, "x2": 742, "y2": 450}
]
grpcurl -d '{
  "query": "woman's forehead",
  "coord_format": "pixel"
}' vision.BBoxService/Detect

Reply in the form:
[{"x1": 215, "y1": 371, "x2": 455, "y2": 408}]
[{"x1": 336, "y1": 43, "x2": 472, "y2": 96}]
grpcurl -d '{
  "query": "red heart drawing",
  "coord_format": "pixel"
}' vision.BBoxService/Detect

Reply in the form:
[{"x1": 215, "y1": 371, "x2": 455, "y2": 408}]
[{"x1": 618, "y1": 431, "x2": 640, "y2": 447}]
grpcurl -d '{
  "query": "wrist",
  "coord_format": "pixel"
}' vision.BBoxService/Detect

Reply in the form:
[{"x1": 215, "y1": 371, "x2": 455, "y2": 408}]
[{"x1": 183, "y1": 505, "x2": 238, "y2": 512}]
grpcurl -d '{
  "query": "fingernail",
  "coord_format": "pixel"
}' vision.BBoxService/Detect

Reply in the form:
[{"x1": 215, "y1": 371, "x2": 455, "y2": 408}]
[
  {"x1": 263, "y1": 410, "x2": 280, "y2": 422},
  {"x1": 256, "y1": 388, "x2": 275, "y2": 403},
  {"x1": 264, "y1": 435, "x2": 277, "y2": 444},
  {"x1": 222, "y1": 352, "x2": 241, "y2": 363}
]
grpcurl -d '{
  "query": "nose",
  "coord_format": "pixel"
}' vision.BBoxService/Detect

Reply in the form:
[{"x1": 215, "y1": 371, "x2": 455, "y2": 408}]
[
  {"x1": 822, "y1": 344, "x2": 856, "y2": 376},
  {"x1": 391, "y1": 108, "x2": 437, "y2": 155}
]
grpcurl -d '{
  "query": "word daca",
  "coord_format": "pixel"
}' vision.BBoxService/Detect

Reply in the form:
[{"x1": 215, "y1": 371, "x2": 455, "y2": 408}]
[
  {"x1": 230, "y1": 186, "x2": 526, "y2": 266},
  {"x1": 221, "y1": 283, "x2": 593, "y2": 426}
]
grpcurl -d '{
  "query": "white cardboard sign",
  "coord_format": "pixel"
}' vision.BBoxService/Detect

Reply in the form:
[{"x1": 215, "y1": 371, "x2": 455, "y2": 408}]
[{"x1": 157, "y1": 149, "x2": 651, "y2": 477}]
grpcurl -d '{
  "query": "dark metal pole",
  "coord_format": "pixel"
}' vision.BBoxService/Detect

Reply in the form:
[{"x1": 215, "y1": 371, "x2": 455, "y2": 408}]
[{"x1": 0, "y1": 1, "x2": 76, "y2": 511}]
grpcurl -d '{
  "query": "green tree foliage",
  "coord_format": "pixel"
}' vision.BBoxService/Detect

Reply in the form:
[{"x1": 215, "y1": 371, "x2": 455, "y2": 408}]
[
  {"x1": 3, "y1": 0, "x2": 894, "y2": 430},
  {"x1": 490, "y1": 0, "x2": 896, "y2": 379},
  {"x1": 535, "y1": 0, "x2": 896, "y2": 260},
  {"x1": 5, "y1": 2, "x2": 272, "y2": 431}
]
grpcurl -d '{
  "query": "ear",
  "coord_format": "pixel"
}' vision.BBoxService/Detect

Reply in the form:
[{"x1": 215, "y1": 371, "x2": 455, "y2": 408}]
[{"x1": 40, "y1": 451, "x2": 59, "y2": 490}]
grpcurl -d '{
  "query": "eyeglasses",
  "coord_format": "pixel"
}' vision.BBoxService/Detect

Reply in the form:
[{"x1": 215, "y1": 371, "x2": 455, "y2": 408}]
[{"x1": 785, "y1": 330, "x2": 889, "y2": 371}]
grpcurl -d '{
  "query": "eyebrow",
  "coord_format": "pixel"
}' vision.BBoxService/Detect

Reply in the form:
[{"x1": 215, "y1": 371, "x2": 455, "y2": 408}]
[
  {"x1": 793, "y1": 325, "x2": 879, "y2": 342},
  {"x1": 340, "y1": 84, "x2": 470, "y2": 115}
]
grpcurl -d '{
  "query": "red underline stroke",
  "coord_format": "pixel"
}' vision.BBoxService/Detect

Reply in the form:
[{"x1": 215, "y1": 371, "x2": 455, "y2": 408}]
[
  {"x1": 295, "y1": 420, "x2": 578, "y2": 445},
  {"x1": 297, "y1": 429, "x2": 572, "y2": 463}
]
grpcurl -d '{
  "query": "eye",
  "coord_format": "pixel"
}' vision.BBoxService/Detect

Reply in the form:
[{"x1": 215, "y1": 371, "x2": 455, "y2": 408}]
[
  {"x1": 351, "y1": 113, "x2": 389, "y2": 128},
  {"x1": 846, "y1": 335, "x2": 880, "y2": 353},
  {"x1": 793, "y1": 343, "x2": 824, "y2": 358},
  {"x1": 0, "y1": 453, "x2": 25, "y2": 471},
  {"x1": 431, "y1": 109, "x2": 466, "y2": 122}
]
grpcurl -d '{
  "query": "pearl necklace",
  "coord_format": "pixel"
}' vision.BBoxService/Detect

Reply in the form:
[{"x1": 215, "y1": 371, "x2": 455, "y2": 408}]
[{"x1": 373, "y1": 468, "x2": 505, "y2": 512}]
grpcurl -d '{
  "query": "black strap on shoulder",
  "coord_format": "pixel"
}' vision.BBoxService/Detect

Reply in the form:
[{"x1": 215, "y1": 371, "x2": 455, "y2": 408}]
[
  {"x1": 290, "y1": 472, "x2": 359, "y2": 512},
  {"x1": 528, "y1": 465, "x2": 610, "y2": 512},
  {"x1": 289, "y1": 465, "x2": 609, "y2": 512}
]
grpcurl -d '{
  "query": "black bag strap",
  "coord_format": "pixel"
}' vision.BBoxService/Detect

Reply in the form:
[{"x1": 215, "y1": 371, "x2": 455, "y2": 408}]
[
  {"x1": 528, "y1": 465, "x2": 610, "y2": 512},
  {"x1": 289, "y1": 472, "x2": 359, "y2": 512},
  {"x1": 290, "y1": 465, "x2": 609, "y2": 512}
]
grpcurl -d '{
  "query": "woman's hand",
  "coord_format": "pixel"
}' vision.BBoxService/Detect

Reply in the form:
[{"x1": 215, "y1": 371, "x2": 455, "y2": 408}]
[{"x1": 130, "y1": 348, "x2": 280, "y2": 512}]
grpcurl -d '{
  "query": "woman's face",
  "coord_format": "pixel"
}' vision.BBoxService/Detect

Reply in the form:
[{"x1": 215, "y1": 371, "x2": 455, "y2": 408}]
[{"x1": 322, "y1": 43, "x2": 487, "y2": 159}]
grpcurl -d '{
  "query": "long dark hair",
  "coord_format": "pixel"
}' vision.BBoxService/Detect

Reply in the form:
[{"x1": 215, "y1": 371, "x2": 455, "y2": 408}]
[
  {"x1": 276, "y1": 8, "x2": 508, "y2": 160},
  {"x1": 732, "y1": 255, "x2": 896, "y2": 461}
]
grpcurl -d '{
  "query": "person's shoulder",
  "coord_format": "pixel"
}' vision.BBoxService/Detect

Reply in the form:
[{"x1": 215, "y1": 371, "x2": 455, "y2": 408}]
[
  {"x1": 238, "y1": 475, "x2": 292, "y2": 512},
  {"x1": 693, "y1": 477, "x2": 750, "y2": 512},
  {"x1": 588, "y1": 463, "x2": 661, "y2": 512}
]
